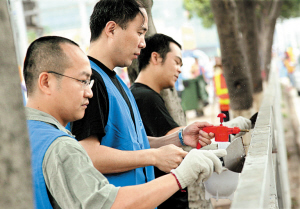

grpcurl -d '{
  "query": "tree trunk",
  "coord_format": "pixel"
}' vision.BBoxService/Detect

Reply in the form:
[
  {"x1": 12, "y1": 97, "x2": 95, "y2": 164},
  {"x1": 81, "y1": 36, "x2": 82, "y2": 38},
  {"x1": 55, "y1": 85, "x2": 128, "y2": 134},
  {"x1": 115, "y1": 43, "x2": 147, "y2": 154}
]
[
  {"x1": 210, "y1": 0, "x2": 253, "y2": 113},
  {"x1": 160, "y1": 88, "x2": 186, "y2": 126},
  {"x1": 0, "y1": 1, "x2": 33, "y2": 208},
  {"x1": 237, "y1": 1, "x2": 262, "y2": 94},
  {"x1": 236, "y1": 0, "x2": 263, "y2": 112},
  {"x1": 258, "y1": 1, "x2": 283, "y2": 81},
  {"x1": 263, "y1": 23, "x2": 276, "y2": 82}
]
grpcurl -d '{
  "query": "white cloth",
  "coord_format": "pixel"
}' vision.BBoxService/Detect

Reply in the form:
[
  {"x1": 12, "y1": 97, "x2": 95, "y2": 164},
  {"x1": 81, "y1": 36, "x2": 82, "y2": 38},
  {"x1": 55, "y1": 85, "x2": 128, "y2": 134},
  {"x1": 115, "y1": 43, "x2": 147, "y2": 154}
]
[{"x1": 171, "y1": 149, "x2": 227, "y2": 188}]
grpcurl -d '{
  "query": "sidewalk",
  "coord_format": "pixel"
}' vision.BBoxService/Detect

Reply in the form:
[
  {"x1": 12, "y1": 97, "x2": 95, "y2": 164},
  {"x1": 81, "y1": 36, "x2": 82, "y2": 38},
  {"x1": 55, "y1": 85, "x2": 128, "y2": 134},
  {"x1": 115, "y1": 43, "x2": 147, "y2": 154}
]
[
  {"x1": 289, "y1": 86, "x2": 300, "y2": 150},
  {"x1": 282, "y1": 85, "x2": 300, "y2": 209}
]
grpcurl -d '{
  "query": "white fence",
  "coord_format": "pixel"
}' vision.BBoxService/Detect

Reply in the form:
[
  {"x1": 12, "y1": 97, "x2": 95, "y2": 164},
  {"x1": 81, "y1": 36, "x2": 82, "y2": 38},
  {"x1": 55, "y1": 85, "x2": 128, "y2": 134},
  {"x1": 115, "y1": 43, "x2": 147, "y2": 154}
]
[{"x1": 230, "y1": 62, "x2": 291, "y2": 209}]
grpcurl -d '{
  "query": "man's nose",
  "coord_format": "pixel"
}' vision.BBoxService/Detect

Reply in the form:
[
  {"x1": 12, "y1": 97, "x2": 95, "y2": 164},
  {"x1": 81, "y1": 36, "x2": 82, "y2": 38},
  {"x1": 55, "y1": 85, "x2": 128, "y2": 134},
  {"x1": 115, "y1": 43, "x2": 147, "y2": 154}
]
[
  {"x1": 84, "y1": 86, "x2": 93, "y2": 98},
  {"x1": 178, "y1": 66, "x2": 182, "y2": 74},
  {"x1": 139, "y1": 38, "x2": 146, "y2": 49}
]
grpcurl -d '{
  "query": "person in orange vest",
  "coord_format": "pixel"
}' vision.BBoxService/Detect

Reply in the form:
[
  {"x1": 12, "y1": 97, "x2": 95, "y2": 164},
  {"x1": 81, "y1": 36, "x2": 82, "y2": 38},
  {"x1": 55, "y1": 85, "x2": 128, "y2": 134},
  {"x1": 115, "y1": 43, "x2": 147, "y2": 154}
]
[
  {"x1": 213, "y1": 57, "x2": 230, "y2": 122},
  {"x1": 283, "y1": 48, "x2": 296, "y2": 87}
]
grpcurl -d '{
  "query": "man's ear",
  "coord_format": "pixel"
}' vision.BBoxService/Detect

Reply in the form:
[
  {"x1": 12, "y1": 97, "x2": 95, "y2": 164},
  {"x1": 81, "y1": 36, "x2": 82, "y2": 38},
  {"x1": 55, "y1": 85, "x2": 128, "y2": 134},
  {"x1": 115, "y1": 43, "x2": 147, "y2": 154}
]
[
  {"x1": 150, "y1": 52, "x2": 162, "y2": 65},
  {"x1": 105, "y1": 21, "x2": 117, "y2": 38},
  {"x1": 38, "y1": 72, "x2": 52, "y2": 95}
]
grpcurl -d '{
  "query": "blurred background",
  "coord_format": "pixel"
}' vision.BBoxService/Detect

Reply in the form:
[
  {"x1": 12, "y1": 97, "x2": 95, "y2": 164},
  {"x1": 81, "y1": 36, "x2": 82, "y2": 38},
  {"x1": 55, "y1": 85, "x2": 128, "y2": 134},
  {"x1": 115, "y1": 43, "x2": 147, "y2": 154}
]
[
  {"x1": 3, "y1": 1, "x2": 300, "y2": 208},
  {"x1": 8, "y1": 0, "x2": 300, "y2": 116}
]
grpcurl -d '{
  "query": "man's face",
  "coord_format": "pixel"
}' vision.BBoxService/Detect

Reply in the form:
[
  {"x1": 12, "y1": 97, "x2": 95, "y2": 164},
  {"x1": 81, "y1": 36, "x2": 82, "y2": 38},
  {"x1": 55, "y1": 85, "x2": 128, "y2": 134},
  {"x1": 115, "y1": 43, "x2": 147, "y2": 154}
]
[
  {"x1": 159, "y1": 42, "x2": 182, "y2": 89},
  {"x1": 51, "y1": 44, "x2": 93, "y2": 126},
  {"x1": 112, "y1": 8, "x2": 148, "y2": 67}
]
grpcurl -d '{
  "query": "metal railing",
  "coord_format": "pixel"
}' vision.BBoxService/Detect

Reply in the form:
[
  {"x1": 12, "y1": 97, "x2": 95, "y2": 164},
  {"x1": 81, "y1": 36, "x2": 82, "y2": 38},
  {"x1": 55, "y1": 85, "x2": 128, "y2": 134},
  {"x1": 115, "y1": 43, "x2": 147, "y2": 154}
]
[{"x1": 230, "y1": 60, "x2": 291, "y2": 209}]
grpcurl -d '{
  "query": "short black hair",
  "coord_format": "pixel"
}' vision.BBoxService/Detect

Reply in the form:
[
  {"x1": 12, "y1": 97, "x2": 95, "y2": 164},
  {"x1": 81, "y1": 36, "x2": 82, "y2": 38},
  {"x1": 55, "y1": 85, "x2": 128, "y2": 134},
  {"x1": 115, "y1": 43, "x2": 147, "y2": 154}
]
[
  {"x1": 23, "y1": 36, "x2": 79, "y2": 95},
  {"x1": 90, "y1": 0, "x2": 146, "y2": 42},
  {"x1": 138, "y1": 33, "x2": 182, "y2": 72}
]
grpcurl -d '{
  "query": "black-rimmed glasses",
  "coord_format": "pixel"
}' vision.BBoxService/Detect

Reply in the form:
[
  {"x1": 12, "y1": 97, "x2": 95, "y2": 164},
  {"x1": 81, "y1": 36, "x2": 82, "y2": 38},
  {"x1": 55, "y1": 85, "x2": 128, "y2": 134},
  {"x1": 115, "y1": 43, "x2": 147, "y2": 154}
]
[{"x1": 47, "y1": 71, "x2": 94, "y2": 89}]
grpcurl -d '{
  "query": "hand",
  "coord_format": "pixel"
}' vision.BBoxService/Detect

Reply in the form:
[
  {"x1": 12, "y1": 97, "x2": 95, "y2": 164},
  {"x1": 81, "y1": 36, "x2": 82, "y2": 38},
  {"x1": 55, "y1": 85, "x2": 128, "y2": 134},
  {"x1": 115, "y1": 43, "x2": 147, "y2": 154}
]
[
  {"x1": 223, "y1": 116, "x2": 251, "y2": 137},
  {"x1": 171, "y1": 149, "x2": 227, "y2": 189},
  {"x1": 153, "y1": 144, "x2": 188, "y2": 173},
  {"x1": 182, "y1": 122, "x2": 215, "y2": 148}
]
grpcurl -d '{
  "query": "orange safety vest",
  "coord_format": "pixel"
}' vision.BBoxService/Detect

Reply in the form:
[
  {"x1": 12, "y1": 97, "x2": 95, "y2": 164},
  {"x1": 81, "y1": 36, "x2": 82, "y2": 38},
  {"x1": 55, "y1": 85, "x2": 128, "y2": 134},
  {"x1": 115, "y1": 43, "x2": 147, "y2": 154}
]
[
  {"x1": 214, "y1": 68, "x2": 230, "y2": 111},
  {"x1": 284, "y1": 59, "x2": 295, "y2": 73}
]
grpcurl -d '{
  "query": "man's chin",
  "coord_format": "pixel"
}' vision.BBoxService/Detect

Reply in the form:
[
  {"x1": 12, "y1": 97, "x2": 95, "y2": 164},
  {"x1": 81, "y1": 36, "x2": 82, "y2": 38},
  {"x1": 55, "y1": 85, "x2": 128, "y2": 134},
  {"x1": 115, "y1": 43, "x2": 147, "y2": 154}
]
[
  {"x1": 163, "y1": 84, "x2": 175, "y2": 90},
  {"x1": 74, "y1": 113, "x2": 85, "y2": 121},
  {"x1": 116, "y1": 61, "x2": 132, "y2": 68},
  {"x1": 125, "y1": 60, "x2": 133, "y2": 67}
]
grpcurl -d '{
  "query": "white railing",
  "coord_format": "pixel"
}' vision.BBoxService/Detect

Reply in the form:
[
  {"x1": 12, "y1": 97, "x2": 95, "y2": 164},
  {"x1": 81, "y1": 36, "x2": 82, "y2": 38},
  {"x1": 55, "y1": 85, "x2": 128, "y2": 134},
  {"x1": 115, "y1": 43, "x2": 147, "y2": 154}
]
[{"x1": 230, "y1": 60, "x2": 291, "y2": 209}]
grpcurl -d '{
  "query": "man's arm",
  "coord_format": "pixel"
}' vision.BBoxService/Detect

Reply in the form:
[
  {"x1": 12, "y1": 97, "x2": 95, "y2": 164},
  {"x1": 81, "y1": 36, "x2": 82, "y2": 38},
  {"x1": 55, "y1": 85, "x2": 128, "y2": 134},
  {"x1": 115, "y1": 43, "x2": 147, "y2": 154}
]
[
  {"x1": 80, "y1": 135, "x2": 188, "y2": 174},
  {"x1": 112, "y1": 174, "x2": 179, "y2": 209},
  {"x1": 131, "y1": 86, "x2": 213, "y2": 148},
  {"x1": 165, "y1": 126, "x2": 181, "y2": 135},
  {"x1": 43, "y1": 137, "x2": 119, "y2": 209},
  {"x1": 44, "y1": 137, "x2": 226, "y2": 209},
  {"x1": 148, "y1": 122, "x2": 214, "y2": 148},
  {"x1": 79, "y1": 121, "x2": 214, "y2": 174}
]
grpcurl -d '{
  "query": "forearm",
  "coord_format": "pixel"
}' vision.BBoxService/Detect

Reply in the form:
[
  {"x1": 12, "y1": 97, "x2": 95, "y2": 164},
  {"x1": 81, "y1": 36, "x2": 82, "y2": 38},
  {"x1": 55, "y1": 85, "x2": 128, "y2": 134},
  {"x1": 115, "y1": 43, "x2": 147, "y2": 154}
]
[
  {"x1": 148, "y1": 127, "x2": 183, "y2": 148},
  {"x1": 165, "y1": 126, "x2": 182, "y2": 135},
  {"x1": 80, "y1": 135, "x2": 156, "y2": 174},
  {"x1": 44, "y1": 138, "x2": 119, "y2": 209},
  {"x1": 111, "y1": 174, "x2": 179, "y2": 209}
]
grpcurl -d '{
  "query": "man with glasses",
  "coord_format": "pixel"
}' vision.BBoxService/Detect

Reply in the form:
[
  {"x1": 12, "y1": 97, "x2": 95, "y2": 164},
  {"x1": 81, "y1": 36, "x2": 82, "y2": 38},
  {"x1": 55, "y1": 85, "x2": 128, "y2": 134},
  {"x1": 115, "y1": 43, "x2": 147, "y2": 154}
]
[
  {"x1": 25, "y1": 35, "x2": 226, "y2": 209},
  {"x1": 47, "y1": 71, "x2": 94, "y2": 89}
]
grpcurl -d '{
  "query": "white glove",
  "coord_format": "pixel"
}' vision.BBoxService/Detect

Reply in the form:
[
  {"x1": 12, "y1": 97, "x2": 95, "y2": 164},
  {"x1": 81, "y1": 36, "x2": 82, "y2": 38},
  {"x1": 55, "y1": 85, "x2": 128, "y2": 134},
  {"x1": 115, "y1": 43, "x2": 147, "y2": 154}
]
[
  {"x1": 223, "y1": 116, "x2": 251, "y2": 138},
  {"x1": 170, "y1": 149, "x2": 227, "y2": 189}
]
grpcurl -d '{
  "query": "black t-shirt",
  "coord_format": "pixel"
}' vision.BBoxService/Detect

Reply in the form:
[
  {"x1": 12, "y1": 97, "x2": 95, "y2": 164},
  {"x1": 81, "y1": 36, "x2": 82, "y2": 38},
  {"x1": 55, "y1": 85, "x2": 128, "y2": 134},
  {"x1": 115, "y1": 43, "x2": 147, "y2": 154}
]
[
  {"x1": 130, "y1": 83, "x2": 178, "y2": 137},
  {"x1": 71, "y1": 56, "x2": 135, "y2": 142},
  {"x1": 130, "y1": 83, "x2": 189, "y2": 209}
]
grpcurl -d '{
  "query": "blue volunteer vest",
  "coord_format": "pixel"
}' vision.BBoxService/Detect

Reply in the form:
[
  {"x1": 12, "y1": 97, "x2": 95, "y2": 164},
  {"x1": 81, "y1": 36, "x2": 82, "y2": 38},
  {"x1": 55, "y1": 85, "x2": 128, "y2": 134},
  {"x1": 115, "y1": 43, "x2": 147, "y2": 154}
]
[
  {"x1": 28, "y1": 120, "x2": 75, "y2": 209},
  {"x1": 90, "y1": 60, "x2": 155, "y2": 187}
]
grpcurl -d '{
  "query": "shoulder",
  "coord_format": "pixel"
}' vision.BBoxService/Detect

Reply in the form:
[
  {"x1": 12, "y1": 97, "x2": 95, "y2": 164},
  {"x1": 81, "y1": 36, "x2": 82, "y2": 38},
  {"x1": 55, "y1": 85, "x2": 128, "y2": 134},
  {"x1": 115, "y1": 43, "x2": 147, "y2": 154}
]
[
  {"x1": 91, "y1": 69, "x2": 105, "y2": 85},
  {"x1": 130, "y1": 83, "x2": 150, "y2": 92},
  {"x1": 44, "y1": 136, "x2": 89, "y2": 164},
  {"x1": 131, "y1": 83, "x2": 162, "y2": 101},
  {"x1": 90, "y1": 69, "x2": 108, "y2": 99}
]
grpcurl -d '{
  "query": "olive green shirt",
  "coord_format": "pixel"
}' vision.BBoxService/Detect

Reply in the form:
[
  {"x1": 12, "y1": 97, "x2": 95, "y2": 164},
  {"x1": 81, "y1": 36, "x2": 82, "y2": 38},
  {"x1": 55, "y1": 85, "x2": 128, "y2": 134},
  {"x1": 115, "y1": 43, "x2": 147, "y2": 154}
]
[{"x1": 26, "y1": 107, "x2": 119, "y2": 209}]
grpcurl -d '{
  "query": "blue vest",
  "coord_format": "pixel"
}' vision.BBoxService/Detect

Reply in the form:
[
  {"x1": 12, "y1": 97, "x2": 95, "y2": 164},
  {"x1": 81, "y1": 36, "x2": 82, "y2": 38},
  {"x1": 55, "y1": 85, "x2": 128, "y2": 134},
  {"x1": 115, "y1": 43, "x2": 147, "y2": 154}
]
[
  {"x1": 90, "y1": 60, "x2": 155, "y2": 187},
  {"x1": 28, "y1": 120, "x2": 75, "y2": 209}
]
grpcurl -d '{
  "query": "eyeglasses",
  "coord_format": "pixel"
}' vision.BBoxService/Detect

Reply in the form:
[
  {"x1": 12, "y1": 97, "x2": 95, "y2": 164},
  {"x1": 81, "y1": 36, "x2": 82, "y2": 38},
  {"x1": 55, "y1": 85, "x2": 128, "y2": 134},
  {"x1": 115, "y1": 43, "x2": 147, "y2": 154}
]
[{"x1": 47, "y1": 71, "x2": 94, "y2": 89}]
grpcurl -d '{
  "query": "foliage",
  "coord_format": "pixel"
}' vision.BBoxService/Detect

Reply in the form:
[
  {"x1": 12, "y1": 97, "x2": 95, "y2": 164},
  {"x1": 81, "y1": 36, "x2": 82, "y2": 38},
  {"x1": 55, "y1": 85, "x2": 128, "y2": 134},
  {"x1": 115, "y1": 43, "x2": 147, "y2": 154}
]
[
  {"x1": 279, "y1": 0, "x2": 300, "y2": 19},
  {"x1": 183, "y1": 0, "x2": 214, "y2": 28},
  {"x1": 183, "y1": 0, "x2": 300, "y2": 28}
]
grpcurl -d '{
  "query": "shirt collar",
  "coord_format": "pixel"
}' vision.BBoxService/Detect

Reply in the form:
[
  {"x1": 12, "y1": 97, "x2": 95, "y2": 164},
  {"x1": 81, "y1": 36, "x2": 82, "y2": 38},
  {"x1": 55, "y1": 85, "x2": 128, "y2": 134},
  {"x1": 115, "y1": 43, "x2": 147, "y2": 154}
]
[
  {"x1": 25, "y1": 107, "x2": 74, "y2": 136},
  {"x1": 88, "y1": 56, "x2": 116, "y2": 77}
]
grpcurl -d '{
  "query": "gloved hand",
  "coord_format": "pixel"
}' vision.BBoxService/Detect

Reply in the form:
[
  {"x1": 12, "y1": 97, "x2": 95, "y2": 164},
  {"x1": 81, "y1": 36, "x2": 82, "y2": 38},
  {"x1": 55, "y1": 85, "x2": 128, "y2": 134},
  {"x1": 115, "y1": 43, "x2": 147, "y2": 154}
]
[
  {"x1": 170, "y1": 149, "x2": 227, "y2": 189},
  {"x1": 223, "y1": 116, "x2": 251, "y2": 138}
]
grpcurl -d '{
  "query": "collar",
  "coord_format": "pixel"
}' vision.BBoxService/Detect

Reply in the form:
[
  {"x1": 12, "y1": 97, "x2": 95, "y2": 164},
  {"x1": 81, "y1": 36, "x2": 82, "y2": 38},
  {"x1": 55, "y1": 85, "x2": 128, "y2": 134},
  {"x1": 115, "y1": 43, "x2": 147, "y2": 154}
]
[
  {"x1": 25, "y1": 107, "x2": 74, "y2": 136},
  {"x1": 88, "y1": 56, "x2": 116, "y2": 78}
]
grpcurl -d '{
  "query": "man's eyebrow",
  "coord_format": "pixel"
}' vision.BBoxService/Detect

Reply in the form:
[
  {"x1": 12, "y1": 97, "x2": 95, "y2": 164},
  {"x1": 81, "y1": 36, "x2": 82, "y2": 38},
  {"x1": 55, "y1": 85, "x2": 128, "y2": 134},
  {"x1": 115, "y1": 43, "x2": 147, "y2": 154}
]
[
  {"x1": 140, "y1": 25, "x2": 148, "y2": 32},
  {"x1": 80, "y1": 71, "x2": 92, "y2": 78},
  {"x1": 176, "y1": 56, "x2": 183, "y2": 66}
]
